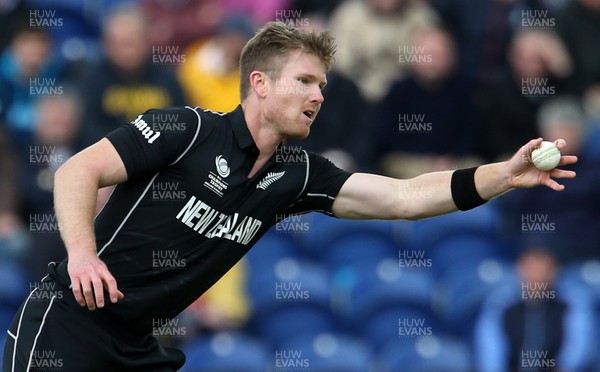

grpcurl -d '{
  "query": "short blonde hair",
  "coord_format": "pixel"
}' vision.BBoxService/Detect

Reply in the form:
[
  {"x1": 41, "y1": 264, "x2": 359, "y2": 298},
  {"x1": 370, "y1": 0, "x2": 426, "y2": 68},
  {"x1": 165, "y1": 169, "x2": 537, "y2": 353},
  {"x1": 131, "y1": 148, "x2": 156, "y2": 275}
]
[{"x1": 239, "y1": 21, "x2": 336, "y2": 101}]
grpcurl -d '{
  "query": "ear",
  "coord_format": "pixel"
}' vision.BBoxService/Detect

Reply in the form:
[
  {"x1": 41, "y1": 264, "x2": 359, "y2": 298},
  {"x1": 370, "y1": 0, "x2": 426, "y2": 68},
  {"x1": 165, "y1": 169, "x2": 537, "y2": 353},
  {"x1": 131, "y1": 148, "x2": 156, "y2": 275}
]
[{"x1": 249, "y1": 71, "x2": 269, "y2": 98}]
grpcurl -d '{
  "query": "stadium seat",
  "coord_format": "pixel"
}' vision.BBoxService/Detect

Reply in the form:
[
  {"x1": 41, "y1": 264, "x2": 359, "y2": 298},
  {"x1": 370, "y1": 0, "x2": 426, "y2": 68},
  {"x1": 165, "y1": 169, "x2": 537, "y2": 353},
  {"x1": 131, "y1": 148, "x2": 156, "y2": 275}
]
[
  {"x1": 406, "y1": 202, "x2": 501, "y2": 250},
  {"x1": 246, "y1": 258, "x2": 336, "y2": 347},
  {"x1": 180, "y1": 332, "x2": 270, "y2": 372},
  {"x1": 247, "y1": 258, "x2": 331, "y2": 316},
  {"x1": 0, "y1": 332, "x2": 5, "y2": 368},
  {"x1": 339, "y1": 259, "x2": 435, "y2": 333},
  {"x1": 0, "y1": 306, "x2": 15, "y2": 335},
  {"x1": 374, "y1": 335, "x2": 473, "y2": 372},
  {"x1": 429, "y1": 234, "x2": 503, "y2": 276},
  {"x1": 253, "y1": 305, "x2": 338, "y2": 349},
  {"x1": 245, "y1": 232, "x2": 303, "y2": 301},
  {"x1": 436, "y1": 258, "x2": 515, "y2": 338},
  {"x1": 277, "y1": 332, "x2": 372, "y2": 372},
  {"x1": 323, "y1": 231, "x2": 398, "y2": 272},
  {"x1": 0, "y1": 260, "x2": 30, "y2": 309},
  {"x1": 557, "y1": 260, "x2": 600, "y2": 303},
  {"x1": 360, "y1": 305, "x2": 440, "y2": 352},
  {"x1": 295, "y1": 212, "x2": 405, "y2": 259}
]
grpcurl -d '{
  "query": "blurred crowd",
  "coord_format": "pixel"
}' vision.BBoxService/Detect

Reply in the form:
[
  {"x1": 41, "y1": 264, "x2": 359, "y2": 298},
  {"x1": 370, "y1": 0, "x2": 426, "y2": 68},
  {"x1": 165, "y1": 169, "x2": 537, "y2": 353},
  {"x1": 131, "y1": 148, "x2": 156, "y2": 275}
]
[{"x1": 1, "y1": 0, "x2": 599, "y2": 370}]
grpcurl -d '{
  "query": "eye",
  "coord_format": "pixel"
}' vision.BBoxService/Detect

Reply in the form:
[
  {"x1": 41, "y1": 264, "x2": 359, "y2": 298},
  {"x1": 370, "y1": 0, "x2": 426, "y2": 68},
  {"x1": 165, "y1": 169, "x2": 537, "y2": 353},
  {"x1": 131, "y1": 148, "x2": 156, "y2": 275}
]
[{"x1": 297, "y1": 78, "x2": 309, "y2": 84}]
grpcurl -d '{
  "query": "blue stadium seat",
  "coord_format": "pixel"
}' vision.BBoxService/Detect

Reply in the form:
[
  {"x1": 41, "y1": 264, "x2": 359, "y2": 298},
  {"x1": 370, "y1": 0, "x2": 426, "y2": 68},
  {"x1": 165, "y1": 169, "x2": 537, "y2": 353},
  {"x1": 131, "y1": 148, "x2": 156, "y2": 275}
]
[
  {"x1": 180, "y1": 332, "x2": 270, "y2": 372},
  {"x1": 436, "y1": 259, "x2": 515, "y2": 338},
  {"x1": 245, "y1": 231, "x2": 302, "y2": 298},
  {"x1": 360, "y1": 305, "x2": 440, "y2": 352},
  {"x1": 247, "y1": 258, "x2": 331, "y2": 317},
  {"x1": 277, "y1": 332, "x2": 372, "y2": 372},
  {"x1": 336, "y1": 259, "x2": 435, "y2": 338},
  {"x1": 0, "y1": 332, "x2": 5, "y2": 368},
  {"x1": 295, "y1": 213, "x2": 405, "y2": 259},
  {"x1": 557, "y1": 260, "x2": 600, "y2": 304},
  {"x1": 323, "y1": 231, "x2": 398, "y2": 272},
  {"x1": 0, "y1": 260, "x2": 30, "y2": 309},
  {"x1": 0, "y1": 306, "x2": 15, "y2": 335},
  {"x1": 429, "y1": 234, "x2": 503, "y2": 276},
  {"x1": 254, "y1": 305, "x2": 338, "y2": 349},
  {"x1": 374, "y1": 335, "x2": 472, "y2": 372},
  {"x1": 407, "y1": 202, "x2": 501, "y2": 250},
  {"x1": 246, "y1": 258, "x2": 336, "y2": 347}
]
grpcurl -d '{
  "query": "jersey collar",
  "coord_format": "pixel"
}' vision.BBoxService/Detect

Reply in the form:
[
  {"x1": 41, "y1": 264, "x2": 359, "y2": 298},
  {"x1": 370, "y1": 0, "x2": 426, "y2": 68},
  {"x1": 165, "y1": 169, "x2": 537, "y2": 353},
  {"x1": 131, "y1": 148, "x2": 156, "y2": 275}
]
[{"x1": 228, "y1": 105, "x2": 258, "y2": 152}]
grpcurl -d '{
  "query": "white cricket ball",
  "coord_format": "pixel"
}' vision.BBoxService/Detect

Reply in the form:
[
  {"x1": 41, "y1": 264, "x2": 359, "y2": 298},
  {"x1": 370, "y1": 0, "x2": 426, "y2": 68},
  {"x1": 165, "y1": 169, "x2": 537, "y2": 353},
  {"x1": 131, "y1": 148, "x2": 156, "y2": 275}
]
[{"x1": 531, "y1": 141, "x2": 561, "y2": 171}]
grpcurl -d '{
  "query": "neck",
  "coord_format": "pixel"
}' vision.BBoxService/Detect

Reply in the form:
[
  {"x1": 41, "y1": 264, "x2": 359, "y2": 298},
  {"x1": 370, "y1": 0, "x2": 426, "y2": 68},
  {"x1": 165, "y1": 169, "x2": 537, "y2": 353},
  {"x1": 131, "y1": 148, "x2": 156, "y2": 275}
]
[{"x1": 241, "y1": 101, "x2": 283, "y2": 158}]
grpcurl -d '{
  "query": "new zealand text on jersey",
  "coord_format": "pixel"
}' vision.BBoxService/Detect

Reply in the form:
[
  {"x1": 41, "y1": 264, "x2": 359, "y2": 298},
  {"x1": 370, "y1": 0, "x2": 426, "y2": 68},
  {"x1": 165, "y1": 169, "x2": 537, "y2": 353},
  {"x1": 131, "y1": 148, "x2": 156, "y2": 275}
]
[{"x1": 176, "y1": 196, "x2": 262, "y2": 245}]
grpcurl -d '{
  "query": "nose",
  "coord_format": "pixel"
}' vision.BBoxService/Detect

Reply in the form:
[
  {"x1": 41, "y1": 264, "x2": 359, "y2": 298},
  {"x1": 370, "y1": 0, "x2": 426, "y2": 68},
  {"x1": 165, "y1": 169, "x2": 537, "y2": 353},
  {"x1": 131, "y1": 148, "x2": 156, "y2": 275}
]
[{"x1": 310, "y1": 86, "x2": 324, "y2": 104}]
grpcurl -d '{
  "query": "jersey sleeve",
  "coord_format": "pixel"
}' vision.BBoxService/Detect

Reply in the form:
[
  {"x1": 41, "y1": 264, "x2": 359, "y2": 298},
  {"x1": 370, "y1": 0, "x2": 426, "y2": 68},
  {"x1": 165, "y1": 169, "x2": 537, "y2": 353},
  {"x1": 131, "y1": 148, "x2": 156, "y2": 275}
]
[
  {"x1": 105, "y1": 107, "x2": 201, "y2": 179},
  {"x1": 286, "y1": 152, "x2": 353, "y2": 216}
]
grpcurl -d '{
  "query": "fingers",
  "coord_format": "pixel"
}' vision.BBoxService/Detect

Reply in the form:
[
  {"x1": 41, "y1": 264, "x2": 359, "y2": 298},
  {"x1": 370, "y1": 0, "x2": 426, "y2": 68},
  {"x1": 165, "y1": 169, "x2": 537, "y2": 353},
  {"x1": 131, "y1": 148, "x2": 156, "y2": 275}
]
[
  {"x1": 523, "y1": 137, "x2": 543, "y2": 156},
  {"x1": 71, "y1": 277, "x2": 86, "y2": 307},
  {"x1": 553, "y1": 138, "x2": 566, "y2": 149},
  {"x1": 540, "y1": 168, "x2": 575, "y2": 191},
  {"x1": 102, "y1": 274, "x2": 124, "y2": 304},
  {"x1": 550, "y1": 168, "x2": 576, "y2": 179},
  {"x1": 81, "y1": 279, "x2": 97, "y2": 311},
  {"x1": 93, "y1": 276, "x2": 105, "y2": 309},
  {"x1": 558, "y1": 155, "x2": 577, "y2": 166},
  {"x1": 543, "y1": 177, "x2": 565, "y2": 192},
  {"x1": 69, "y1": 257, "x2": 123, "y2": 311}
]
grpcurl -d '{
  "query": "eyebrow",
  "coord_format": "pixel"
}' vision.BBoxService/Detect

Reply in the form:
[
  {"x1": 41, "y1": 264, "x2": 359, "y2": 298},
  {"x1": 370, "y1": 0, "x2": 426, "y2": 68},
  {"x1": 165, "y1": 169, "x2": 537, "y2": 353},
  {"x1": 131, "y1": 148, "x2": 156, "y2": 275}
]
[{"x1": 299, "y1": 73, "x2": 327, "y2": 89}]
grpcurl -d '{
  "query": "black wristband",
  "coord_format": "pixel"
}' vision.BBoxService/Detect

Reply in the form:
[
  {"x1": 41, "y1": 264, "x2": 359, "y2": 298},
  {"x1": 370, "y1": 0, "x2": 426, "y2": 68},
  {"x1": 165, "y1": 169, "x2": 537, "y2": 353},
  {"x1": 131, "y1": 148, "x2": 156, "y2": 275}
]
[{"x1": 451, "y1": 167, "x2": 487, "y2": 211}]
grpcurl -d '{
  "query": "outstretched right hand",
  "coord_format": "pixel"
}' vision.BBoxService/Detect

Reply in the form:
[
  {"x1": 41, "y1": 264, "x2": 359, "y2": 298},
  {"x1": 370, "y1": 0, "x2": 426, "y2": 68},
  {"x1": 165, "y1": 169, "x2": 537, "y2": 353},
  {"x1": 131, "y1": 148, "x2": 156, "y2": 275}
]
[{"x1": 67, "y1": 252, "x2": 124, "y2": 310}]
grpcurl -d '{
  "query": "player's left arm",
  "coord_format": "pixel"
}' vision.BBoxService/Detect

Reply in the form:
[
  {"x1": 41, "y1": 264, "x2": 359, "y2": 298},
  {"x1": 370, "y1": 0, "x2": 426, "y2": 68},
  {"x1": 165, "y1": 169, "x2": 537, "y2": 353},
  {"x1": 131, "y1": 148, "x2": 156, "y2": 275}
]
[{"x1": 332, "y1": 138, "x2": 577, "y2": 220}]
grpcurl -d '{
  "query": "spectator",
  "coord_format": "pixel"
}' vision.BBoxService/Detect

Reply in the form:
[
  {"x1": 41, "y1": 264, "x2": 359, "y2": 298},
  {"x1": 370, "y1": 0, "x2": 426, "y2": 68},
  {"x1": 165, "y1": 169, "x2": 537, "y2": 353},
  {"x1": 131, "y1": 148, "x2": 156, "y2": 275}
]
[
  {"x1": 0, "y1": 0, "x2": 30, "y2": 51},
  {"x1": 78, "y1": 4, "x2": 186, "y2": 141},
  {"x1": 431, "y1": 0, "x2": 559, "y2": 89},
  {"x1": 475, "y1": 247, "x2": 597, "y2": 371},
  {"x1": 0, "y1": 127, "x2": 27, "y2": 261},
  {"x1": 555, "y1": 0, "x2": 600, "y2": 95},
  {"x1": 141, "y1": 0, "x2": 223, "y2": 50},
  {"x1": 286, "y1": 13, "x2": 375, "y2": 171},
  {"x1": 477, "y1": 29, "x2": 571, "y2": 160},
  {"x1": 328, "y1": 0, "x2": 438, "y2": 103},
  {"x1": 218, "y1": 0, "x2": 292, "y2": 25},
  {"x1": 499, "y1": 96, "x2": 600, "y2": 259},
  {"x1": 290, "y1": 0, "x2": 343, "y2": 18},
  {"x1": 20, "y1": 92, "x2": 99, "y2": 278},
  {"x1": 375, "y1": 26, "x2": 479, "y2": 178},
  {"x1": 0, "y1": 25, "x2": 64, "y2": 150},
  {"x1": 178, "y1": 15, "x2": 255, "y2": 112}
]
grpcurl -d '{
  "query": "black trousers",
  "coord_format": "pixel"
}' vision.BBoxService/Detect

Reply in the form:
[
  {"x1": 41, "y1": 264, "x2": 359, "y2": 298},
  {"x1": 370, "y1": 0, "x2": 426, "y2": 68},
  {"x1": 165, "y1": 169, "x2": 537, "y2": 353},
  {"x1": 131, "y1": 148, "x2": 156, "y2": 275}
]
[{"x1": 3, "y1": 275, "x2": 185, "y2": 372}]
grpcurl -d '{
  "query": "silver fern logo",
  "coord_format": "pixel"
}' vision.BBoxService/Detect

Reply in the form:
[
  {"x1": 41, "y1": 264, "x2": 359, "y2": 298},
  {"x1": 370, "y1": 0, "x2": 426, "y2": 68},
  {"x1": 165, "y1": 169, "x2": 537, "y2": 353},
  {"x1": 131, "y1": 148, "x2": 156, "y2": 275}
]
[{"x1": 257, "y1": 171, "x2": 285, "y2": 190}]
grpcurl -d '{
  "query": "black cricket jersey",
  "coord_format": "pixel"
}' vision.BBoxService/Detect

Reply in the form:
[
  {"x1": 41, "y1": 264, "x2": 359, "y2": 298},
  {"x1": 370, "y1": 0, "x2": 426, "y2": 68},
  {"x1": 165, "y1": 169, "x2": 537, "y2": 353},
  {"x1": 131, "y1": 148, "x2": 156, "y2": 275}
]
[{"x1": 51, "y1": 105, "x2": 352, "y2": 334}]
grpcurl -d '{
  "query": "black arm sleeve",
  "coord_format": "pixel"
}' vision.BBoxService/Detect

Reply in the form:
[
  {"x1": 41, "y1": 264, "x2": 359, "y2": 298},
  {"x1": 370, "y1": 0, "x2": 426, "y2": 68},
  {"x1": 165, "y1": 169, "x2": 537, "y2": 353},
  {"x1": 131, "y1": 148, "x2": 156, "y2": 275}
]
[
  {"x1": 105, "y1": 106, "x2": 201, "y2": 179},
  {"x1": 286, "y1": 152, "x2": 353, "y2": 216}
]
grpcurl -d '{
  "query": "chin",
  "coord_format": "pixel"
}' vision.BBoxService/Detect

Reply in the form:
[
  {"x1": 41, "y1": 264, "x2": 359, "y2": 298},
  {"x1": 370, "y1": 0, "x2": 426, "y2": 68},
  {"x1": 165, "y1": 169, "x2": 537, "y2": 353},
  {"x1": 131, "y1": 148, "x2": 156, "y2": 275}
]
[{"x1": 288, "y1": 128, "x2": 310, "y2": 139}]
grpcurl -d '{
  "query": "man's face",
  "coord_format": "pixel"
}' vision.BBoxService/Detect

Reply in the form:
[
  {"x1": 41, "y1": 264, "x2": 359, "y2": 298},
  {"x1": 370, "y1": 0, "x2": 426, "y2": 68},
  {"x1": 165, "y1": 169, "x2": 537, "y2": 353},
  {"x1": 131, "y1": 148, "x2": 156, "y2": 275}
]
[{"x1": 262, "y1": 51, "x2": 327, "y2": 139}]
